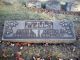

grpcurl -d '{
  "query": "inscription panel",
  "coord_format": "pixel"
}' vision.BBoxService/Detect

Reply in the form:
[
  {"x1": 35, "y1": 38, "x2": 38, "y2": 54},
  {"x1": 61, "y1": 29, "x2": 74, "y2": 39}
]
[{"x1": 2, "y1": 20, "x2": 76, "y2": 42}]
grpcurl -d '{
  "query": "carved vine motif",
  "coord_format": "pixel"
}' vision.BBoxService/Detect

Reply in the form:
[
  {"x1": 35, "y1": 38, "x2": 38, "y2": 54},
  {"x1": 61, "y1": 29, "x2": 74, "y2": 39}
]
[
  {"x1": 59, "y1": 21, "x2": 73, "y2": 35},
  {"x1": 4, "y1": 21, "x2": 18, "y2": 35}
]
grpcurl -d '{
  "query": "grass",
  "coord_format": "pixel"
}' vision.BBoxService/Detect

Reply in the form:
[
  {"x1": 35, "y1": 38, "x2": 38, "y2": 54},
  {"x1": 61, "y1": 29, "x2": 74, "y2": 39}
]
[{"x1": 0, "y1": 4, "x2": 53, "y2": 22}]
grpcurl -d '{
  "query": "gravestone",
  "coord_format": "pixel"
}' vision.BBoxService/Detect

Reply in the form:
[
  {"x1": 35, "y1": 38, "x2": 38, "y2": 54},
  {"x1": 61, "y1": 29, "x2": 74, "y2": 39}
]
[{"x1": 2, "y1": 20, "x2": 76, "y2": 43}]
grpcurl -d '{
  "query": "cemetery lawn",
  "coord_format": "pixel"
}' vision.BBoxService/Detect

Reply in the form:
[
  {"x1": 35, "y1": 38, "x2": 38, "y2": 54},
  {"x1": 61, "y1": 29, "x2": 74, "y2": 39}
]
[{"x1": 0, "y1": 4, "x2": 52, "y2": 23}]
